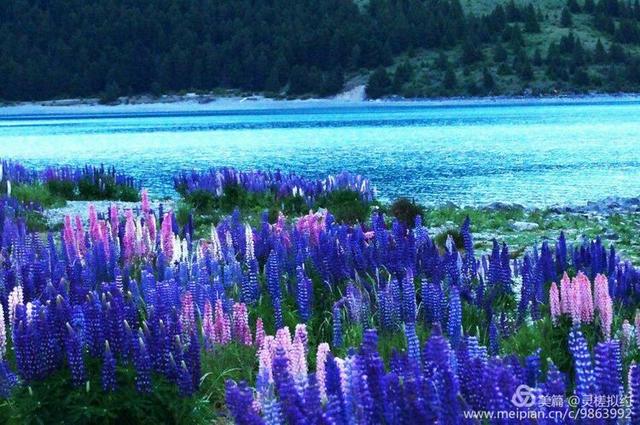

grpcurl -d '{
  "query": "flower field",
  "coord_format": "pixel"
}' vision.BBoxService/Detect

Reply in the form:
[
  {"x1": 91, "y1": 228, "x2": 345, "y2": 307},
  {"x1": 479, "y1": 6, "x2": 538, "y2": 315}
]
[{"x1": 0, "y1": 162, "x2": 640, "y2": 424}]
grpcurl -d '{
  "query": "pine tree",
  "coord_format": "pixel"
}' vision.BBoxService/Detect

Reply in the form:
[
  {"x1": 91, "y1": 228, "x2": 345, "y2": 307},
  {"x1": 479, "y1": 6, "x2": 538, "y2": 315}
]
[
  {"x1": 594, "y1": 39, "x2": 607, "y2": 63},
  {"x1": 567, "y1": 0, "x2": 581, "y2": 13},
  {"x1": 483, "y1": 67, "x2": 496, "y2": 92},
  {"x1": 525, "y1": 4, "x2": 541, "y2": 33},
  {"x1": 561, "y1": 7, "x2": 573, "y2": 27},
  {"x1": 443, "y1": 66, "x2": 457, "y2": 90},
  {"x1": 494, "y1": 43, "x2": 508, "y2": 62},
  {"x1": 366, "y1": 67, "x2": 392, "y2": 99},
  {"x1": 584, "y1": 0, "x2": 595, "y2": 13},
  {"x1": 533, "y1": 48, "x2": 543, "y2": 66}
]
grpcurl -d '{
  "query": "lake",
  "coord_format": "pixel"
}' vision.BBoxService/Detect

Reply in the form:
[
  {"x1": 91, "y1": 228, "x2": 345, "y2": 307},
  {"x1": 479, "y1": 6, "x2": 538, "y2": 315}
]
[{"x1": 1, "y1": 99, "x2": 639, "y2": 207}]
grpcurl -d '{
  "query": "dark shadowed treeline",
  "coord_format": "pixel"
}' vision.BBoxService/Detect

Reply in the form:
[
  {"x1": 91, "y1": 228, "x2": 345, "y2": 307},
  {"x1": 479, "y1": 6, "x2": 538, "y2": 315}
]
[{"x1": 1, "y1": 0, "x2": 640, "y2": 100}]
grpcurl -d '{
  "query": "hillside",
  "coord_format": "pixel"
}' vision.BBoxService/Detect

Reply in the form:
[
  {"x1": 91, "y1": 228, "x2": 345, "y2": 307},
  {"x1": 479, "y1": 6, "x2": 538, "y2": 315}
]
[
  {"x1": 366, "y1": 0, "x2": 640, "y2": 98},
  {"x1": 0, "y1": 0, "x2": 639, "y2": 101}
]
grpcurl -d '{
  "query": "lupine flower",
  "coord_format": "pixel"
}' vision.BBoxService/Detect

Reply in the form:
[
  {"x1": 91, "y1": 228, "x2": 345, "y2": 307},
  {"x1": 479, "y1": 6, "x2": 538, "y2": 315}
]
[
  {"x1": 0, "y1": 304, "x2": 6, "y2": 360},
  {"x1": 549, "y1": 281, "x2": 561, "y2": 324},
  {"x1": 133, "y1": 336, "x2": 152, "y2": 393},
  {"x1": 212, "y1": 299, "x2": 231, "y2": 345},
  {"x1": 255, "y1": 318, "x2": 266, "y2": 349},
  {"x1": 575, "y1": 272, "x2": 594, "y2": 323},
  {"x1": 559, "y1": 272, "x2": 572, "y2": 314},
  {"x1": 568, "y1": 326, "x2": 597, "y2": 402},
  {"x1": 102, "y1": 340, "x2": 117, "y2": 392},
  {"x1": 232, "y1": 303, "x2": 252, "y2": 345},
  {"x1": 594, "y1": 274, "x2": 613, "y2": 339},
  {"x1": 316, "y1": 342, "x2": 331, "y2": 401},
  {"x1": 65, "y1": 323, "x2": 86, "y2": 387},
  {"x1": 447, "y1": 286, "x2": 462, "y2": 347},
  {"x1": 266, "y1": 250, "x2": 283, "y2": 330},
  {"x1": 332, "y1": 304, "x2": 343, "y2": 348},
  {"x1": 629, "y1": 362, "x2": 640, "y2": 422}
]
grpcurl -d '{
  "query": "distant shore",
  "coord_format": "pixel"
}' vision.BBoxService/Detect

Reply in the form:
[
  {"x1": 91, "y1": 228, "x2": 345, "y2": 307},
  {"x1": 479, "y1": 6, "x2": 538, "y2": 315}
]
[{"x1": 2, "y1": 87, "x2": 640, "y2": 116}]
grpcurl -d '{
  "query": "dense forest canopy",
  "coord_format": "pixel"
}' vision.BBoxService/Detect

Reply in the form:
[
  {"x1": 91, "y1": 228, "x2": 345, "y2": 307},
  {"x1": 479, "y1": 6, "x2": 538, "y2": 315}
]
[{"x1": 1, "y1": 0, "x2": 640, "y2": 101}]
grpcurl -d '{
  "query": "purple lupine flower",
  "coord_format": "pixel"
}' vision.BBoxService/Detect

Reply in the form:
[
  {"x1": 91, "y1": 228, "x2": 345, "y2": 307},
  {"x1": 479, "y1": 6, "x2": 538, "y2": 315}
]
[
  {"x1": 266, "y1": 250, "x2": 283, "y2": 330},
  {"x1": 404, "y1": 321, "x2": 421, "y2": 366},
  {"x1": 295, "y1": 265, "x2": 312, "y2": 322},
  {"x1": 488, "y1": 319, "x2": 499, "y2": 356},
  {"x1": 177, "y1": 360, "x2": 193, "y2": 397},
  {"x1": 460, "y1": 216, "x2": 476, "y2": 279},
  {"x1": 401, "y1": 270, "x2": 416, "y2": 324},
  {"x1": 133, "y1": 336, "x2": 152, "y2": 393},
  {"x1": 447, "y1": 286, "x2": 462, "y2": 347},
  {"x1": 65, "y1": 323, "x2": 86, "y2": 387},
  {"x1": 594, "y1": 340, "x2": 622, "y2": 397},
  {"x1": 568, "y1": 326, "x2": 598, "y2": 403},
  {"x1": 102, "y1": 340, "x2": 117, "y2": 392},
  {"x1": 332, "y1": 304, "x2": 343, "y2": 348},
  {"x1": 0, "y1": 360, "x2": 18, "y2": 398},
  {"x1": 225, "y1": 380, "x2": 265, "y2": 425},
  {"x1": 629, "y1": 362, "x2": 640, "y2": 422},
  {"x1": 272, "y1": 346, "x2": 306, "y2": 424},
  {"x1": 423, "y1": 324, "x2": 460, "y2": 422}
]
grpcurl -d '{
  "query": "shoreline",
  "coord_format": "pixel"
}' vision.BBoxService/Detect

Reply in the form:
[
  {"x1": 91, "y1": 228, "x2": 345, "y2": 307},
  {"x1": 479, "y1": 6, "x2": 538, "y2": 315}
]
[{"x1": 2, "y1": 89, "x2": 640, "y2": 116}]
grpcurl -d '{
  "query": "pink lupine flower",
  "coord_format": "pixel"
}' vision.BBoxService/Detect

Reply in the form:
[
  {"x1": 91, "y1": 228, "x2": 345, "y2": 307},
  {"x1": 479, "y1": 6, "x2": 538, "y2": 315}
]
[
  {"x1": 275, "y1": 327, "x2": 292, "y2": 352},
  {"x1": 255, "y1": 318, "x2": 266, "y2": 348},
  {"x1": 622, "y1": 319, "x2": 633, "y2": 354},
  {"x1": 109, "y1": 204, "x2": 119, "y2": 239},
  {"x1": 161, "y1": 212, "x2": 174, "y2": 261},
  {"x1": 316, "y1": 342, "x2": 331, "y2": 400},
  {"x1": 559, "y1": 272, "x2": 572, "y2": 314},
  {"x1": 99, "y1": 221, "x2": 111, "y2": 261},
  {"x1": 213, "y1": 299, "x2": 231, "y2": 345},
  {"x1": 569, "y1": 276, "x2": 581, "y2": 324},
  {"x1": 574, "y1": 272, "x2": 594, "y2": 323},
  {"x1": 123, "y1": 209, "x2": 136, "y2": 262},
  {"x1": 147, "y1": 212, "x2": 157, "y2": 245},
  {"x1": 141, "y1": 189, "x2": 150, "y2": 213},
  {"x1": 0, "y1": 303, "x2": 6, "y2": 359},
  {"x1": 289, "y1": 340, "x2": 307, "y2": 386},
  {"x1": 594, "y1": 274, "x2": 613, "y2": 339},
  {"x1": 232, "y1": 303, "x2": 252, "y2": 345},
  {"x1": 549, "y1": 282, "x2": 561, "y2": 324},
  {"x1": 180, "y1": 291, "x2": 195, "y2": 336},
  {"x1": 202, "y1": 300, "x2": 215, "y2": 348},
  {"x1": 63, "y1": 215, "x2": 77, "y2": 260},
  {"x1": 258, "y1": 344, "x2": 274, "y2": 384},
  {"x1": 88, "y1": 204, "x2": 101, "y2": 243},
  {"x1": 294, "y1": 324, "x2": 308, "y2": 355},
  {"x1": 74, "y1": 215, "x2": 86, "y2": 257}
]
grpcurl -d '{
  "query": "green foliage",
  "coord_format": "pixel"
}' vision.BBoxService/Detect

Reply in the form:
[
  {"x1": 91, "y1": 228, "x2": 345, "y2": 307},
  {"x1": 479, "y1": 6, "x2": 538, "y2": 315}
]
[
  {"x1": 12, "y1": 184, "x2": 66, "y2": 209},
  {"x1": 390, "y1": 197, "x2": 424, "y2": 228},
  {"x1": 2, "y1": 359, "x2": 214, "y2": 425},
  {"x1": 366, "y1": 67, "x2": 392, "y2": 99},
  {"x1": 315, "y1": 190, "x2": 369, "y2": 224}
]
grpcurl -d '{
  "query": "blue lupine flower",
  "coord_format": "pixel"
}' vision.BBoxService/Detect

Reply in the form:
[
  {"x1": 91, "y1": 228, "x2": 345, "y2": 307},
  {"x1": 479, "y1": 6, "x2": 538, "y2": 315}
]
[
  {"x1": 568, "y1": 326, "x2": 598, "y2": 402},
  {"x1": 333, "y1": 304, "x2": 343, "y2": 348},
  {"x1": 102, "y1": 341, "x2": 117, "y2": 392},
  {"x1": 447, "y1": 286, "x2": 462, "y2": 347},
  {"x1": 65, "y1": 323, "x2": 86, "y2": 387},
  {"x1": 266, "y1": 250, "x2": 283, "y2": 330}
]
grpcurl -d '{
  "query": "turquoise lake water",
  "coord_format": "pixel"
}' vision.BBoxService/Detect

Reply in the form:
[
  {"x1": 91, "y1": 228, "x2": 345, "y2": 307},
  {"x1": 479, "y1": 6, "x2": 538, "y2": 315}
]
[{"x1": 1, "y1": 100, "x2": 639, "y2": 207}]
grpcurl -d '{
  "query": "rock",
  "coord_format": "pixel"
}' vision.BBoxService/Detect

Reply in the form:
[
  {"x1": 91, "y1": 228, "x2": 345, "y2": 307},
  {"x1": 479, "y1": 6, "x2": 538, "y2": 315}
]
[
  {"x1": 510, "y1": 221, "x2": 539, "y2": 231},
  {"x1": 605, "y1": 231, "x2": 620, "y2": 240},
  {"x1": 484, "y1": 202, "x2": 524, "y2": 211}
]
